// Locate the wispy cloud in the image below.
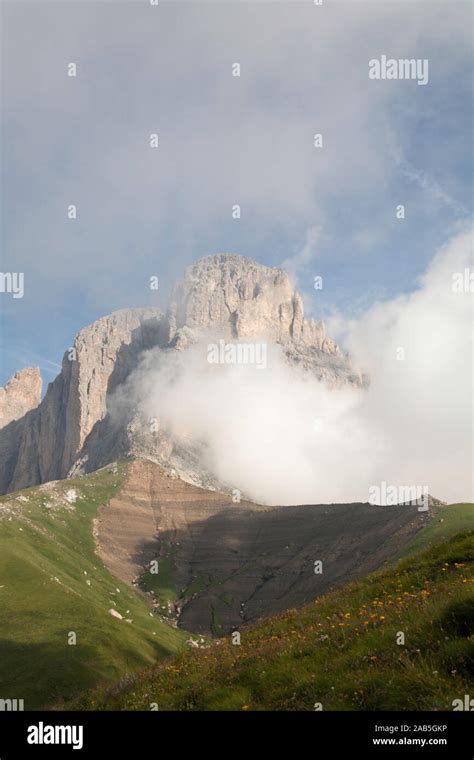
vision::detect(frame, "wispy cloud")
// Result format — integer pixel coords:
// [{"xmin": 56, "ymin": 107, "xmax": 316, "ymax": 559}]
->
[
  {"xmin": 0, "ymin": 346, "xmax": 61, "ymax": 377},
  {"xmin": 389, "ymin": 134, "xmax": 469, "ymax": 216},
  {"xmin": 281, "ymin": 226, "xmax": 322, "ymax": 288}
]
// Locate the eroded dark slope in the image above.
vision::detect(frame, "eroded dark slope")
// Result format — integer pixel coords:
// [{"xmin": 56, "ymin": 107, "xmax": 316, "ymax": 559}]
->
[
  {"xmin": 71, "ymin": 531, "xmax": 474, "ymax": 712},
  {"xmin": 96, "ymin": 461, "xmax": 432, "ymax": 634}
]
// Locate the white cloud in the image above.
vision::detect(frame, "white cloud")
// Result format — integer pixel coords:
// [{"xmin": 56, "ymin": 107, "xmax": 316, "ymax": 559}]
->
[{"xmin": 344, "ymin": 228, "xmax": 473, "ymax": 503}]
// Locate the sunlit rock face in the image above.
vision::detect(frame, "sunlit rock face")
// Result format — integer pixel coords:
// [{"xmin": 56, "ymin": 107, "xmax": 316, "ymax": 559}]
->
[{"xmin": 0, "ymin": 368, "xmax": 42, "ymax": 429}]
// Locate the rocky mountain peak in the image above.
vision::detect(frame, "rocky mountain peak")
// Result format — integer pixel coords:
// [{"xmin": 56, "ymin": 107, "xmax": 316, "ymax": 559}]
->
[
  {"xmin": 0, "ymin": 367, "xmax": 42, "ymax": 429},
  {"xmin": 167, "ymin": 252, "xmax": 340, "ymax": 356},
  {"xmin": 0, "ymin": 253, "xmax": 363, "ymax": 496}
]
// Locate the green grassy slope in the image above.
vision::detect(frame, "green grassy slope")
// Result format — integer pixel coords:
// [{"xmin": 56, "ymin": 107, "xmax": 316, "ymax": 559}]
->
[
  {"xmin": 139, "ymin": 540, "xmax": 178, "ymax": 619},
  {"xmin": 0, "ymin": 464, "xmax": 186, "ymax": 709},
  {"xmin": 395, "ymin": 503, "xmax": 474, "ymax": 559},
  {"xmin": 71, "ymin": 529, "xmax": 474, "ymax": 711}
]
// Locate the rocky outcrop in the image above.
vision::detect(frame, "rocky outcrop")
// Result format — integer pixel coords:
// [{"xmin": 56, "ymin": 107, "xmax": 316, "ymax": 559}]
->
[{"xmin": 0, "ymin": 368, "xmax": 42, "ymax": 428}]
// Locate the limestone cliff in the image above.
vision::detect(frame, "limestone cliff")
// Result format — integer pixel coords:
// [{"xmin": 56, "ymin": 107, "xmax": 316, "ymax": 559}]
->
[{"xmin": 0, "ymin": 309, "xmax": 162, "ymax": 494}]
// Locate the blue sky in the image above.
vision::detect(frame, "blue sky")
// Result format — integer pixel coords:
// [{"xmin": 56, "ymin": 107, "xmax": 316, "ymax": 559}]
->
[{"xmin": 1, "ymin": 0, "xmax": 472, "ymax": 388}]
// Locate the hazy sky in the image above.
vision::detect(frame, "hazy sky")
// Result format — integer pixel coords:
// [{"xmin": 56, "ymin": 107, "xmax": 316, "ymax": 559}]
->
[{"xmin": 0, "ymin": 0, "xmax": 472, "ymax": 386}]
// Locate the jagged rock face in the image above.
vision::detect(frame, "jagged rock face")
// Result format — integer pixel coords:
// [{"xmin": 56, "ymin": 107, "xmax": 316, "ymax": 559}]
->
[
  {"xmin": 61, "ymin": 308, "xmax": 163, "ymax": 466},
  {"xmin": 168, "ymin": 254, "xmax": 302, "ymax": 341},
  {"xmin": 167, "ymin": 254, "xmax": 360, "ymax": 386},
  {"xmin": 167, "ymin": 253, "xmax": 338, "ymax": 351},
  {"xmin": 0, "ymin": 309, "xmax": 162, "ymax": 494},
  {"xmin": 0, "ymin": 254, "xmax": 363, "ymax": 496},
  {"xmin": 0, "ymin": 368, "xmax": 42, "ymax": 428}
]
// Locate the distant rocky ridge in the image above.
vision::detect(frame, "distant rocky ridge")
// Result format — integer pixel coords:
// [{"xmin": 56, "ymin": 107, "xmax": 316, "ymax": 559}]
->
[
  {"xmin": 0, "ymin": 368, "xmax": 42, "ymax": 429},
  {"xmin": 0, "ymin": 254, "xmax": 363, "ymax": 496}
]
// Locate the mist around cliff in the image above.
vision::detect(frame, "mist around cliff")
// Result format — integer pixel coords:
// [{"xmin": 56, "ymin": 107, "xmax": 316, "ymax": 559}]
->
[{"xmin": 127, "ymin": 230, "xmax": 472, "ymax": 505}]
